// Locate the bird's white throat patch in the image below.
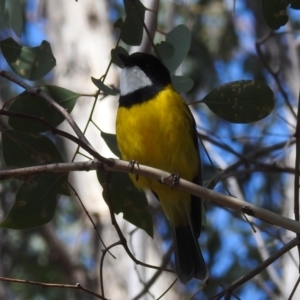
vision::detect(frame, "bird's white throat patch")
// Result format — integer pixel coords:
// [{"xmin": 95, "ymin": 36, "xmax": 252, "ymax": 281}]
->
[{"xmin": 120, "ymin": 66, "xmax": 152, "ymax": 96}]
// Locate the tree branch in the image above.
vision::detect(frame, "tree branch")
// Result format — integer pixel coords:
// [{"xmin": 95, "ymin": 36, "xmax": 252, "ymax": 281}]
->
[
  {"xmin": 1, "ymin": 159, "xmax": 300, "ymax": 234},
  {"xmin": 212, "ymin": 237, "xmax": 300, "ymax": 299},
  {"xmin": 0, "ymin": 276, "xmax": 107, "ymax": 299}
]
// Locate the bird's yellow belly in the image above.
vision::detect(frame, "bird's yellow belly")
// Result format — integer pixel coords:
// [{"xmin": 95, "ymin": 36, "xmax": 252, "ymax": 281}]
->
[{"xmin": 116, "ymin": 87, "xmax": 199, "ymax": 226}]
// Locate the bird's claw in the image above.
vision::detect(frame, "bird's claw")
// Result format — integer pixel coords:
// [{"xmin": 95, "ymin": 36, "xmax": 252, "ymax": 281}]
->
[
  {"xmin": 129, "ymin": 160, "xmax": 139, "ymax": 181},
  {"xmin": 171, "ymin": 173, "xmax": 180, "ymax": 189},
  {"xmin": 160, "ymin": 173, "xmax": 180, "ymax": 189}
]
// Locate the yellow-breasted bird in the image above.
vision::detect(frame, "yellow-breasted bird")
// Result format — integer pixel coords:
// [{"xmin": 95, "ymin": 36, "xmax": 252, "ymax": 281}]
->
[{"xmin": 116, "ymin": 52, "xmax": 208, "ymax": 283}]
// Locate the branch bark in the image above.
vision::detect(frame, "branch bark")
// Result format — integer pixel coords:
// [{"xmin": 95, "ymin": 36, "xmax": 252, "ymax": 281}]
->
[{"xmin": 1, "ymin": 159, "xmax": 300, "ymax": 235}]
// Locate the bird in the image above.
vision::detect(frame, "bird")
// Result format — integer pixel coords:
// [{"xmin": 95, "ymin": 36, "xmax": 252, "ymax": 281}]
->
[{"xmin": 115, "ymin": 52, "xmax": 208, "ymax": 283}]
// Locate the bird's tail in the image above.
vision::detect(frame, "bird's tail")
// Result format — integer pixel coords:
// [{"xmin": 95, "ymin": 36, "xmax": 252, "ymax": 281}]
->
[{"xmin": 173, "ymin": 225, "xmax": 208, "ymax": 283}]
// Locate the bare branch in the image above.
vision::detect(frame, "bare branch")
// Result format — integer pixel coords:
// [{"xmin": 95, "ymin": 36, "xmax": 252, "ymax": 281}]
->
[
  {"xmin": 212, "ymin": 237, "xmax": 300, "ymax": 299},
  {"xmin": 67, "ymin": 182, "xmax": 115, "ymax": 258},
  {"xmin": 256, "ymin": 33, "xmax": 297, "ymax": 119},
  {"xmin": 1, "ymin": 159, "xmax": 300, "ymax": 234},
  {"xmin": 0, "ymin": 276, "xmax": 107, "ymax": 299}
]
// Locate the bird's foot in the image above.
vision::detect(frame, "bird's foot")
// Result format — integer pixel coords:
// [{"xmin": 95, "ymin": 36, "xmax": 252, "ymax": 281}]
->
[
  {"xmin": 170, "ymin": 173, "xmax": 180, "ymax": 189},
  {"xmin": 160, "ymin": 173, "xmax": 180, "ymax": 190},
  {"xmin": 128, "ymin": 160, "xmax": 139, "ymax": 181}
]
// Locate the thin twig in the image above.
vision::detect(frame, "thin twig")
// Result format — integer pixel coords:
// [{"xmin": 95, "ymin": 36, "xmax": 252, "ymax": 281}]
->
[
  {"xmin": 67, "ymin": 182, "xmax": 115, "ymax": 258},
  {"xmin": 99, "ymin": 240, "xmax": 122, "ymax": 297},
  {"xmin": 132, "ymin": 245, "xmax": 174, "ymax": 300},
  {"xmin": 255, "ymin": 33, "xmax": 297, "ymax": 119},
  {"xmin": 132, "ymin": 0, "xmax": 160, "ymax": 57},
  {"xmin": 288, "ymin": 275, "xmax": 300, "ymax": 300},
  {"xmin": 102, "ymin": 171, "xmax": 173, "ymax": 273},
  {"xmin": 0, "ymin": 276, "xmax": 107, "ymax": 299},
  {"xmin": 212, "ymin": 237, "xmax": 300, "ymax": 299},
  {"xmin": 293, "ymin": 87, "xmax": 300, "ymax": 269},
  {"xmin": 156, "ymin": 278, "xmax": 177, "ymax": 300}
]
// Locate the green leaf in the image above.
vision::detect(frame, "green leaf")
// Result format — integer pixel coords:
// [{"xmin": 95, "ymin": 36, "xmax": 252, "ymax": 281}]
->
[
  {"xmin": 171, "ymin": 75, "xmax": 194, "ymax": 93},
  {"xmin": 291, "ymin": 0, "xmax": 300, "ymax": 9},
  {"xmin": 121, "ymin": 0, "xmax": 146, "ymax": 46},
  {"xmin": 8, "ymin": 85, "xmax": 79, "ymax": 133},
  {"xmin": 0, "ymin": 38, "xmax": 56, "ymax": 80},
  {"xmin": 0, "ymin": 0, "xmax": 6, "ymax": 16},
  {"xmin": 57, "ymin": 178, "xmax": 70, "ymax": 197},
  {"xmin": 203, "ymin": 80, "xmax": 274, "ymax": 123},
  {"xmin": 0, "ymin": 175, "xmax": 62, "ymax": 229},
  {"xmin": 97, "ymin": 171, "xmax": 153, "ymax": 237},
  {"xmin": 0, "ymin": 10, "xmax": 10, "ymax": 30},
  {"xmin": 2, "ymin": 130, "xmax": 64, "ymax": 168},
  {"xmin": 91, "ymin": 77, "xmax": 118, "ymax": 95},
  {"xmin": 2, "ymin": 129, "xmax": 69, "ymax": 196},
  {"xmin": 261, "ymin": 0, "xmax": 289, "ymax": 30},
  {"xmin": 163, "ymin": 25, "xmax": 191, "ymax": 73},
  {"xmin": 111, "ymin": 46, "xmax": 129, "ymax": 68},
  {"xmin": 156, "ymin": 41, "xmax": 174, "ymax": 61},
  {"xmin": 7, "ymin": 0, "xmax": 22, "ymax": 37},
  {"xmin": 114, "ymin": 18, "xmax": 124, "ymax": 29},
  {"xmin": 100, "ymin": 130, "xmax": 121, "ymax": 157}
]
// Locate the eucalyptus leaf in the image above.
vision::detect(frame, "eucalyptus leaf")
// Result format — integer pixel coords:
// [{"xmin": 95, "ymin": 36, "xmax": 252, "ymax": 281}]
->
[
  {"xmin": 91, "ymin": 77, "xmax": 118, "ymax": 95},
  {"xmin": 2, "ymin": 130, "xmax": 64, "ymax": 168},
  {"xmin": 2, "ymin": 130, "xmax": 69, "ymax": 196},
  {"xmin": 114, "ymin": 17, "xmax": 124, "ymax": 29},
  {"xmin": 156, "ymin": 41, "xmax": 174, "ymax": 61},
  {"xmin": 0, "ymin": 38, "xmax": 56, "ymax": 80},
  {"xmin": 111, "ymin": 46, "xmax": 129, "ymax": 68},
  {"xmin": 120, "ymin": 0, "xmax": 146, "ymax": 46},
  {"xmin": 291, "ymin": 0, "xmax": 300, "ymax": 9},
  {"xmin": 203, "ymin": 80, "xmax": 274, "ymax": 123},
  {"xmin": 7, "ymin": 0, "xmax": 22, "ymax": 36},
  {"xmin": 97, "ymin": 170, "xmax": 153, "ymax": 237},
  {"xmin": 261, "ymin": 0, "xmax": 289, "ymax": 30},
  {"xmin": 171, "ymin": 75, "xmax": 194, "ymax": 93},
  {"xmin": 8, "ymin": 85, "xmax": 79, "ymax": 133},
  {"xmin": 100, "ymin": 130, "xmax": 121, "ymax": 157},
  {"xmin": 0, "ymin": 0, "xmax": 6, "ymax": 16},
  {"xmin": 163, "ymin": 25, "xmax": 191, "ymax": 73},
  {"xmin": 0, "ymin": 10, "xmax": 10, "ymax": 30},
  {"xmin": 0, "ymin": 175, "xmax": 63, "ymax": 229}
]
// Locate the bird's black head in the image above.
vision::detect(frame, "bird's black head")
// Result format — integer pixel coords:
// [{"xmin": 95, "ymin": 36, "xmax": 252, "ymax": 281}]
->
[
  {"xmin": 118, "ymin": 52, "xmax": 172, "ymax": 107},
  {"xmin": 119, "ymin": 52, "xmax": 171, "ymax": 93}
]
